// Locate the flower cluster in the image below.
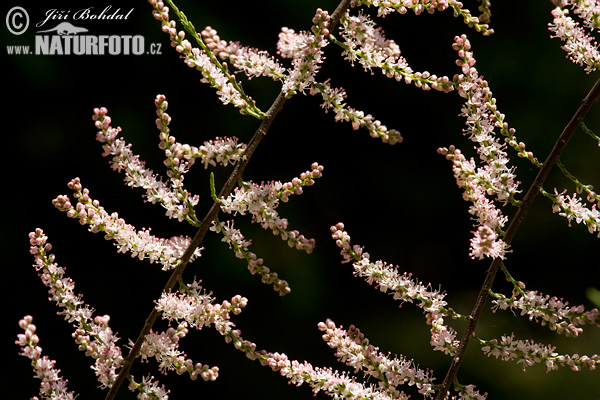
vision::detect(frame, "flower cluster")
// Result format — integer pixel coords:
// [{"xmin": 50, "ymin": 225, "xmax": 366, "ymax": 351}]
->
[
  {"xmin": 156, "ymin": 94, "xmax": 246, "ymax": 172},
  {"xmin": 156, "ymin": 281, "xmax": 264, "ymax": 361},
  {"xmin": 16, "ymin": 316, "xmax": 76, "ymax": 400},
  {"xmin": 52, "ymin": 178, "xmax": 202, "ymax": 270},
  {"xmin": 138, "ymin": 323, "xmax": 219, "ymax": 380},
  {"xmin": 330, "ymin": 223, "xmax": 461, "ymax": 356},
  {"xmin": 549, "ymin": 0, "xmax": 600, "ymax": 73},
  {"xmin": 279, "ymin": 8, "xmax": 331, "ymax": 97},
  {"xmin": 468, "ymin": 222, "xmax": 508, "ymax": 260},
  {"xmin": 346, "ymin": 0, "xmax": 494, "ymax": 35},
  {"xmin": 336, "ymin": 10, "xmax": 453, "ymax": 92},
  {"xmin": 218, "ymin": 163, "xmax": 323, "ymax": 253},
  {"xmin": 264, "ymin": 319, "xmax": 486, "ymax": 400},
  {"xmin": 211, "ymin": 219, "xmax": 291, "ymax": 296},
  {"xmin": 319, "ymin": 319, "xmax": 436, "ymax": 397},
  {"xmin": 93, "ymin": 106, "xmax": 198, "ymax": 223},
  {"xmin": 452, "ymin": 34, "xmax": 525, "ymax": 203},
  {"xmin": 480, "ymin": 333, "xmax": 599, "ymax": 372},
  {"xmin": 202, "ymin": 26, "xmax": 286, "ymax": 81},
  {"xmin": 95, "ymin": 98, "xmax": 248, "ymax": 226},
  {"xmin": 267, "ymin": 351, "xmax": 390, "ymax": 399},
  {"xmin": 149, "ymin": 0, "xmax": 264, "ymax": 117},
  {"xmin": 437, "ymin": 33, "xmax": 535, "ymax": 259},
  {"xmin": 491, "ymin": 284, "xmax": 600, "ymax": 338},
  {"xmin": 310, "ymin": 80, "xmax": 403, "ymax": 144},
  {"xmin": 27, "ymin": 229, "xmax": 123, "ymax": 390},
  {"xmin": 541, "ymin": 187, "xmax": 600, "ymax": 237},
  {"xmin": 438, "ymin": 145, "xmax": 509, "ymax": 231}
]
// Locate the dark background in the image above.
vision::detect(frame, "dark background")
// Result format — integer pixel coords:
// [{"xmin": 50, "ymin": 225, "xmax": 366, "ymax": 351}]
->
[{"xmin": 3, "ymin": 1, "xmax": 600, "ymax": 399}]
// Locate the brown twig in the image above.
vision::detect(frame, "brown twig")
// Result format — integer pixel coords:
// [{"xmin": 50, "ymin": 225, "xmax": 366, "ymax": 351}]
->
[
  {"xmin": 435, "ymin": 76, "xmax": 600, "ymax": 399},
  {"xmin": 105, "ymin": 1, "xmax": 351, "ymax": 398}
]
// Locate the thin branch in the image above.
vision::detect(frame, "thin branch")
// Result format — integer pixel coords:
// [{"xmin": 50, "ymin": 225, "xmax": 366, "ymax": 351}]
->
[
  {"xmin": 331, "ymin": 0, "xmax": 352, "ymax": 26},
  {"xmin": 104, "ymin": 1, "xmax": 351, "ymax": 398},
  {"xmin": 435, "ymin": 76, "xmax": 600, "ymax": 400}
]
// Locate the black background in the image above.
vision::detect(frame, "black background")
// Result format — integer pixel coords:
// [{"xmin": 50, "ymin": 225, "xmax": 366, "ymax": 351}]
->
[{"xmin": 3, "ymin": 1, "xmax": 600, "ymax": 399}]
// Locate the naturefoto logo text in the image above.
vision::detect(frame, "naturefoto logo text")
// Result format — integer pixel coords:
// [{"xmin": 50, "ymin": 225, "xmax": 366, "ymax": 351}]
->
[{"xmin": 6, "ymin": 6, "xmax": 163, "ymax": 56}]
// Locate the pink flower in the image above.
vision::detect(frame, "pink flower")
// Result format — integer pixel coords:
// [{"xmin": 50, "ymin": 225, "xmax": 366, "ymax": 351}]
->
[
  {"xmin": 156, "ymin": 280, "xmax": 261, "ymax": 361},
  {"xmin": 310, "ymin": 80, "xmax": 402, "ymax": 144},
  {"xmin": 218, "ymin": 163, "xmax": 323, "ymax": 253},
  {"xmin": 549, "ymin": 1, "xmax": 600, "ymax": 73},
  {"xmin": 93, "ymin": 106, "xmax": 199, "ymax": 223},
  {"xmin": 318, "ymin": 319, "xmax": 436, "ymax": 397},
  {"xmin": 338, "ymin": 10, "xmax": 453, "ymax": 92},
  {"xmin": 469, "ymin": 225, "xmax": 508, "ymax": 260},
  {"xmin": 53, "ymin": 178, "xmax": 202, "ymax": 270},
  {"xmin": 278, "ymin": 9, "xmax": 330, "ymax": 97},
  {"xmin": 437, "ymin": 33, "xmax": 544, "ymax": 259},
  {"xmin": 26, "ymin": 229, "xmax": 123, "ymax": 389},
  {"xmin": 139, "ymin": 323, "xmax": 219, "ymax": 381},
  {"xmin": 149, "ymin": 1, "xmax": 263, "ymax": 117},
  {"xmin": 330, "ymin": 223, "xmax": 459, "ymax": 355},
  {"xmin": 16, "ymin": 315, "xmax": 76, "ymax": 400},
  {"xmin": 491, "ymin": 282, "xmax": 600, "ymax": 338},
  {"xmin": 267, "ymin": 351, "xmax": 400, "ymax": 399},
  {"xmin": 480, "ymin": 333, "xmax": 599, "ymax": 372},
  {"xmin": 203, "ymin": 26, "xmax": 286, "ymax": 81},
  {"xmin": 546, "ymin": 188, "xmax": 600, "ymax": 236}
]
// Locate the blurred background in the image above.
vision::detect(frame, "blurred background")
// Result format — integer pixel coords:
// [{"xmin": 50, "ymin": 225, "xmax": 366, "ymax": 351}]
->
[{"xmin": 3, "ymin": 0, "xmax": 600, "ymax": 398}]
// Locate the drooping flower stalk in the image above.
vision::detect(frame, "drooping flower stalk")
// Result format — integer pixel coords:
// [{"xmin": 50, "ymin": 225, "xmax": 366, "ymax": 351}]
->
[
  {"xmin": 52, "ymin": 178, "xmax": 202, "ymax": 271},
  {"xmin": 16, "ymin": 315, "xmax": 76, "ymax": 400},
  {"xmin": 217, "ymin": 163, "xmax": 324, "ymax": 254},
  {"xmin": 330, "ymin": 223, "xmax": 466, "ymax": 356},
  {"xmin": 26, "ymin": 229, "xmax": 124, "ymax": 391}
]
